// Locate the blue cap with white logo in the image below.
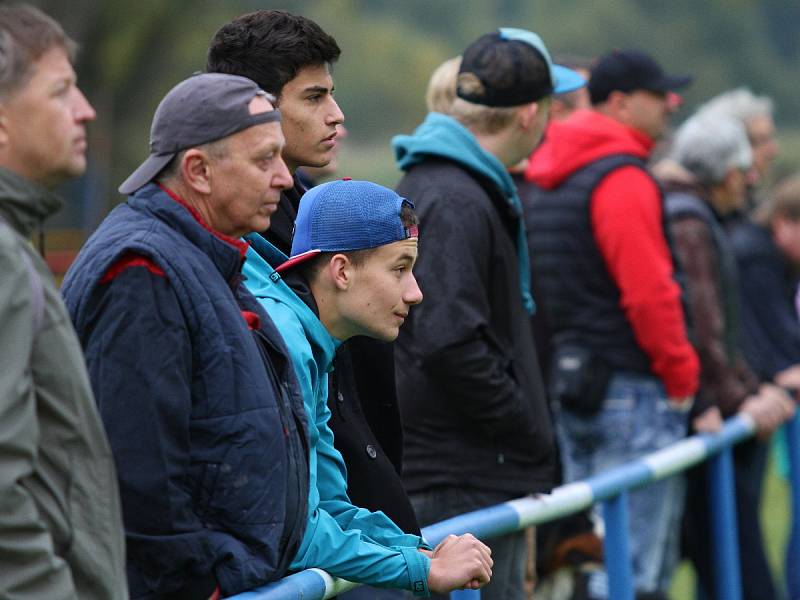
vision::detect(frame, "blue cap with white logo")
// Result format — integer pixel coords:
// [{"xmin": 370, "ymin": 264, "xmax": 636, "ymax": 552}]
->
[{"xmin": 276, "ymin": 179, "xmax": 418, "ymax": 273}]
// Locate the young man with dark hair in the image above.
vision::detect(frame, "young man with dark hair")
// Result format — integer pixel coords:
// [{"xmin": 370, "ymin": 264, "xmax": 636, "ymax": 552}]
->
[
  {"xmin": 242, "ymin": 179, "xmax": 494, "ymax": 596},
  {"xmin": 207, "ymin": 9, "xmax": 343, "ymax": 248},
  {"xmin": 392, "ymin": 28, "xmax": 585, "ymax": 600},
  {"xmin": 0, "ymin": 5, "xmax": 126, "ymax": 598},
  {"xmin": 207, "ymin": 10, "xmax": 423, "ymax": 562}
]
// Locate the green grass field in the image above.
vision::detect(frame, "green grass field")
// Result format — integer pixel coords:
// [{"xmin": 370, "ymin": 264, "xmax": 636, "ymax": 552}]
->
[{"xmin": 669, "ymin": 448, "xmax": 792, "ymax": 599}]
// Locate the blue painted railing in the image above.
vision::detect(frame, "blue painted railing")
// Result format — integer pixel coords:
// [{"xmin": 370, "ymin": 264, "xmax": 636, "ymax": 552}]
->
[{"xmin": 230, "ymin": 412, "xmax": 800, "ymax": 600}]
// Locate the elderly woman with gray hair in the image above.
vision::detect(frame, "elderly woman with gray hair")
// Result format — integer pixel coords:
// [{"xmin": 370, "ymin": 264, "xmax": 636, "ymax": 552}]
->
[{"xmin": 660, "ymin": 111, "xmax": 795, "ymax": 600}]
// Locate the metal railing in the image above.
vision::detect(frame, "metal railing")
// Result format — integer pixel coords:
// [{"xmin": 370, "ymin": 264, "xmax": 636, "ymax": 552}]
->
[{"xmin": 230, "ymin": 412, "xmax": 800, "ymax": 600}]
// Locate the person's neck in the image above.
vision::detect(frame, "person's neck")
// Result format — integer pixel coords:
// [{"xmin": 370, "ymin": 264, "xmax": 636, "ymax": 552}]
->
[
  {"xmin": 310, "ymin": 277, "xmax": 350, "ymax": 341},
  {"xmin": 470, "ymin": 128, "xmax": 520, "ymax": 168},
  {"xmin": 708, "ymin": 185, "xmax": 736, "ymax": 217},
  {"xmin": 160, "ymin": 179, "xmax": 220, "ymax": 231}
]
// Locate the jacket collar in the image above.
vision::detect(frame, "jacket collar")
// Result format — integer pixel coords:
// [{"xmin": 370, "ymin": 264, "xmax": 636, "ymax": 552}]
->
[
  {"xmin": 0, "ymin": 166, "xmax": 62, "ymax": 237},
  {"xmin": 130, "ymin": 182, "xmax": 249, "ymax": 281},
  {"xmin": 244, "ymin": 231, "xmax": 341, "ymax": 370}
]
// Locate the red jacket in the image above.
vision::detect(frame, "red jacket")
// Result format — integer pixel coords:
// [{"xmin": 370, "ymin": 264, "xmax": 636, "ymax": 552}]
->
[{"xmin": 525, "ymin": 110, "xmax": 699, "ymax": 398}]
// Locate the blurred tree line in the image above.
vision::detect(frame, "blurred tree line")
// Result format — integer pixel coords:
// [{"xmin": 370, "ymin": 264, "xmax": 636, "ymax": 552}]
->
[{"xmin": 21, "ymin": 0, "xmax": 800, "ymax": 231}]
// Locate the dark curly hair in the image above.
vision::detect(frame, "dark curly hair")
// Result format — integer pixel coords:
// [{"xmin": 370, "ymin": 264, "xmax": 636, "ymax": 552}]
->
[{"xmin": 206, "ymin": 10, "xmax": 340, "ymax": 100}]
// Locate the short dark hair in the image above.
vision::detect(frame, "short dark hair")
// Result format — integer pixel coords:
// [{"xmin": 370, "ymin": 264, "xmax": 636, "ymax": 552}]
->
[
  {"xmin": 0, "ymin": 4, "xmax": 76, "ymax": 98},
  {"xmin": 299, "ymin": 202, "xmax": 419, "ymax": 280},
  {"xmin": 206, "ymin": 10, "xmax": 340, "ymax": 99}
]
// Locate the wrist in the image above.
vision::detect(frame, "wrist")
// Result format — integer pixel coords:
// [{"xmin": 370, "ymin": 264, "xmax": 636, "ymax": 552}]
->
[{"xmin": 667, "ymin": 395, "xmax": 694, "ymax": 412}]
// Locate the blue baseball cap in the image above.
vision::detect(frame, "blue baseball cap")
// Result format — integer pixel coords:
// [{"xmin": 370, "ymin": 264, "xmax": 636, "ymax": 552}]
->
[
  {"xmin": 276, "ymin": 179, "xmax": 418, "ymax": 273},
  {"xmin": 456, "ymin": 27, "xmax": 586, "ymax": 107}
]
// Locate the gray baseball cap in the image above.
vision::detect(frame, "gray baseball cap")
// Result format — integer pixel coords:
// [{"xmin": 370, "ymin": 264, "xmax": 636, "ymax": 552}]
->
[{"xmin": 119, "ymin": 73, "xmax": 281, "ymax": 195}]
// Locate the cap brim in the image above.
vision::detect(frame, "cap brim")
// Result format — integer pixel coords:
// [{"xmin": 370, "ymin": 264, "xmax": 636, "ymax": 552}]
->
[
  {"xmin": 275, "ymin": 249, "xmax": 322, "ymax": 274},
  {"xmin": 118, "ymin": 152, "xmax": 175, "ymax": 195},
  {"xmin": 552, "ymin": 65, "xmax": 587, "ymax": 94},
  {"xmin": 651, "ymin": 74, "xmax": 693, "ymax": 93}
]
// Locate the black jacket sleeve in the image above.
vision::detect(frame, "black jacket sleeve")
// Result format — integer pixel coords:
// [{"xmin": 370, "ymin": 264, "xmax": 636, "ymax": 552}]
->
[
  {"xmin": 406, "ymin": 191, "xmax": 538, "ymax": 435},
  {"xmin": 736, "ymin": 236, "xmax": 800, "ymax": 380}
]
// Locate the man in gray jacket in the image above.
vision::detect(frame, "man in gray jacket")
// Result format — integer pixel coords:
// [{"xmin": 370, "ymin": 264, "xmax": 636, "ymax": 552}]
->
[{"xmin": 0, "ymin": 5, "xmax": 127, "ymax": 598}]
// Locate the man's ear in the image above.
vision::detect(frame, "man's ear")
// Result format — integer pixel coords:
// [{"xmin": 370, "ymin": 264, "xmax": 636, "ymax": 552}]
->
[
  {"xmin": 328, "ymin": 253, "xmax": 353, "ymax": 291},
  {"xmin": 518, "ymin": 101, "xmax": 539, "ymax": 130},
  {"xmin": 180, "ymin": 149, "xmax": 213, "ymax": 195},
  {"xmin": 605, "ymin": 90, "xmax": 629, "ymax": 119}
]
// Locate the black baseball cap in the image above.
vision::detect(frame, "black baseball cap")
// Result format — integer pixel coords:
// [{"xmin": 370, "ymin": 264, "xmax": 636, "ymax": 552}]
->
[
  {"xmin": 456, "ymin": 27, "xmax": 585, "ymax": 108},
  {"xmin": 588, "ymin": 49, "xmax": 692, "ymax": 105},
  {"xmin": 119, "ymin": 73, "xmax": 281, "ymax": 195}
]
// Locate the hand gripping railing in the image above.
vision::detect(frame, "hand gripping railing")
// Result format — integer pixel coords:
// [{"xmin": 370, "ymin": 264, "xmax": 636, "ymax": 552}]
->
[{"xmin": 229, "ymin": 412, "xmax": 800, "ymax": 600}]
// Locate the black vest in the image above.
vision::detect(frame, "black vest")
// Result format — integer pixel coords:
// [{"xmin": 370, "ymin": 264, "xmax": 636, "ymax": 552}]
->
[{"xmin": 527, "ymin": 154, "xmax": 672, "ymax": 374}]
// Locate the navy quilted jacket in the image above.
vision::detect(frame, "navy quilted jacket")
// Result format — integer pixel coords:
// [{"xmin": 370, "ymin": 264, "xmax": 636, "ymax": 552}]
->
[{"xmin": 62, "ymin": 183, "xmax": 308, "ymax": 598}]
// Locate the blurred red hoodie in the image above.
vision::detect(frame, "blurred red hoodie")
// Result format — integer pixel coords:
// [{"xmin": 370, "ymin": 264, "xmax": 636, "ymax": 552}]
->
[{"xmin": 525, "ymin": 109, "xmax": 698, "ymax": 399}]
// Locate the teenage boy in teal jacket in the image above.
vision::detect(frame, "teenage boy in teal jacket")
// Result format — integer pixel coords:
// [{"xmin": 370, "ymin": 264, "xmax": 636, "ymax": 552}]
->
[{"xmin": 242, "ymin": 179, "xmax": 493, "ymax": 596}]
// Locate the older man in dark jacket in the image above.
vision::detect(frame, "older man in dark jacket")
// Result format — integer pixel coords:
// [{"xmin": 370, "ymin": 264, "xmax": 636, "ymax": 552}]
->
[
  {"xmin": 392, "ymin": 29, "xmax": 585, "ymax": 600},
  {"xmin": 63, "ymin": 74, "xmax": 308, "ymax": 599}
]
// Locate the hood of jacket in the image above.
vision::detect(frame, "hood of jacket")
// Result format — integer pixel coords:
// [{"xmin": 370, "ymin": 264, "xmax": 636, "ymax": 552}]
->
[
  {"xmin": 0, "ymin": 166, "xmax": 62, "ymax": 237},
  {"xmin": 243, "ymin": 232, "xmax": 340, "ymax": 373},
  {"xmin": 392, "ymin": 112, "xmax": 535, "ymax": 313},
  {"xmin": 525, "ymin": 109, "xmax": 654, "ymax": 190}
]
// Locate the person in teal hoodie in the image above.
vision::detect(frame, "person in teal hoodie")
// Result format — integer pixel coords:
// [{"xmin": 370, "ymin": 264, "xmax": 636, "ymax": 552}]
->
[
  {"xmin": 242, "ymin": 178, "xmax": 494, "ymax": 597},
  {"xmin": 391, "ymin": 28, "xmax": 585, "ymax": 600}
]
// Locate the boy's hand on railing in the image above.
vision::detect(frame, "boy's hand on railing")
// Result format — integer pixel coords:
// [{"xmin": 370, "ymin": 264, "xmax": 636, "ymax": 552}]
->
[
  {"xmin": 740, "ymin": 384, "xmax": 796, "ymax": 439},
  {"xmin": 424, "ymin": 533, "xmax": 493, "ymax": 593},
  {"xmin": 692, "ymin": 406, "xmax": 722, "ymax": 434}
]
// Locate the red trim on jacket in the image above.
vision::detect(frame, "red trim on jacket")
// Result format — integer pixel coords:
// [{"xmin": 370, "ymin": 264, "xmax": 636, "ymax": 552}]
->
[
  {"xmin": 241, "ymin": 310, "xmax": 261, "ymax": 331},
  {"xmin": 157, "ymin": 183, "xmax": 250, "ymax": 258},
  {"xmin": 100, "ymin": 253, "xmax": 165, "ymax": 284}
]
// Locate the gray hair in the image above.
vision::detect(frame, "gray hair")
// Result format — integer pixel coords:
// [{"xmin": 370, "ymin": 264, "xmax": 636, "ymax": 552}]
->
[
  {"xmin": 697, "ymin": 87, "xmax": 774, "ymax": 124},
  {"xmin": 0, "ymin": 4, "xmax": 76, "ymax": 99},
  {"xmin": 670, "ymin": 112, "xmax": 752, "ymax": 185}
]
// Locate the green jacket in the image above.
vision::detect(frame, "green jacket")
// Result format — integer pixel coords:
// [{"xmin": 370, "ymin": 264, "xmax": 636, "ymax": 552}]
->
[{"xmin": 0, "ymin": 167, "xmax": 127, "ymax": 599}]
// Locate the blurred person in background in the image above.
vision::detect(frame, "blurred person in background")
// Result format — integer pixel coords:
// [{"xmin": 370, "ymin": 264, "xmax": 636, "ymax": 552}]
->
[
  {"xmin": 0, "ymin": 5, "xmax": 126, "ymax": 598},
  {"xmin": 425, "ymin": 56, "xmax": 461, "ymax": 114},
  {"xmin": 697, "ymin": 87, "xmax": 778, "ymax": 205},
  {"xmin": 524, "ymin": 49, "xmax": 698, "ymax": 600},
  {"xmin": 516, "ymin": 53, "xmax": 605, "ymax": 600},
  {"xmin": 392, "ymin": 27, "xmax": 585, "ymax": 600},
  {"xmin": 662, "ymin": 111, "xmax": 795, "ymax": 600},
  {"xmin": 544, "ymin": 54, "xmax": 593, "ymax": 122},
  {"xmin": 732, "ymin": 174, "xmax": 800, "ymax": 390}
]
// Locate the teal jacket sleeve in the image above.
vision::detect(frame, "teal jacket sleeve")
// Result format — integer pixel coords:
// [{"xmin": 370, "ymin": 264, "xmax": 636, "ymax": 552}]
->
[
  {"xmin": 315, "ymin": 396, "xmax": 427, "ymax": 549},
  {"xmin": 252, "ymin": 294, "xmax": 431, "ymax": 595}
]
